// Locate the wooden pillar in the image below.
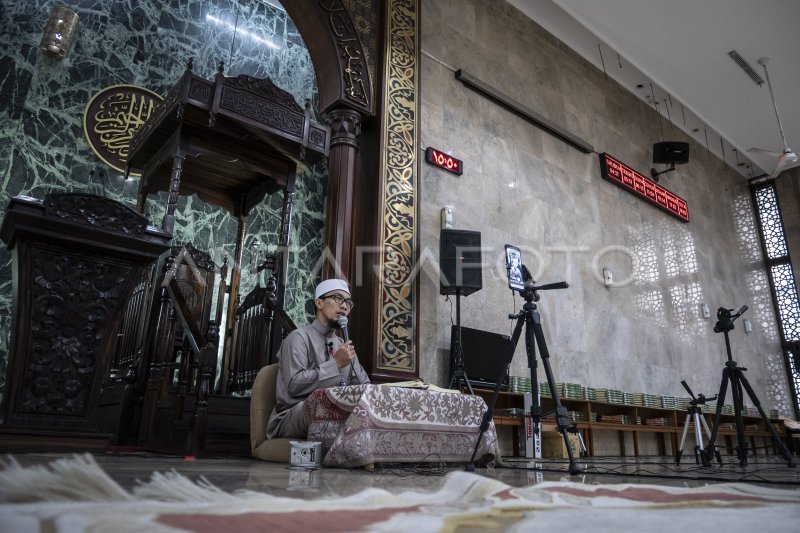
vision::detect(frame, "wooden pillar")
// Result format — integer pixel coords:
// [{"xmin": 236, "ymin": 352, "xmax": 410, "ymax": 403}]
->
[
  {"xmin": 324, "ymin": 108, "xmax": 362, "ymax": 280},
  {"xmin": 277, "ymin": 179, "xmax": 295, "ymax": 306},
  {"xmin": 163, "ymin": 152, "xmax": 185, "ymax": 234},
  {"xmin": 221, "ymin": 214, "xmax": 247, "ymax": 391}
]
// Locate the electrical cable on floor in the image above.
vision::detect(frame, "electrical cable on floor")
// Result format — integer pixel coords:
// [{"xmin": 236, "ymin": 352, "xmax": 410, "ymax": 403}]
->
[
  {"xmin": 372, "ymin": 454, "xmax": 452, "ymax": 478},
  {"xmin": 497, "ymin": 456, "xmax": 800, "ymax": 485}
]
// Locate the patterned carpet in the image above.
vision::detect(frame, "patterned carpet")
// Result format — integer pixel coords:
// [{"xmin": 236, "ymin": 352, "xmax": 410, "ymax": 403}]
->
[{"xmin": 1, "ymin": 454, "xmax": 799, "ymax": 532}]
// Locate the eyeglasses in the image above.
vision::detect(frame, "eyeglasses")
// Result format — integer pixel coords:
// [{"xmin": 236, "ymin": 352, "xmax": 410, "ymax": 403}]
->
[{"xmin": 321, "ymin": 293, "xmax": 354, "ymax": 310}]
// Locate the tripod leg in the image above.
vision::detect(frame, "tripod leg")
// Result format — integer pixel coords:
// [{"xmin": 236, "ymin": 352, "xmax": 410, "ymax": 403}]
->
[
  {"xmin": 467, "ymin": 313, "xmax": 527, "ymax": 469},
  {"xmin": 530, "ymin": 312, "xmax": 580, "ymax": 474},
  {"xmin": 448, "ymin": 369, "xmax": 458, "ymax": 390},
  {"xmin": 736, "ymin": 370, "xmax": 796, "ymax": 467},
  {"xmin": 566, "ymin": 427, "xmax": 588, "ymax": 458},
  {"xmin": 449, "ymin": 367, "xmax": 474, "ymax": 395},
  {"xmin": 693, "ymin": 412, "xmax": 706, "ymax": 465},
  {"xmin": 729, "ymin": 370, "xmax": 750, "ymax": 466},
  {"xmin": 699, "ymin": 413, "xmax": 722, "ymax": 465},
  {"xmin": 521, "ymin": 305, "xmax": 548, "ymax": 464},
  {"xmin": 676, "ymin": 412, "xmax": 691, "ymax": 465},
  {"xmin": 575, "ymin": 429, "xmax": 587, "ymax": 458},
  {"xmin": 703, "ymin": 368, "xmax": 730, "ymax": 467},
  {"xmin": 448, "ymin": 296, "xmax": 474, "ymax": 395}
]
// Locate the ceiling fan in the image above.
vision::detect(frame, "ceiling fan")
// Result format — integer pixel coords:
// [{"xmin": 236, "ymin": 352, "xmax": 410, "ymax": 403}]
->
[{"xmin": 747, "ymin": 57, "xmax": 799, "ymax": 179}]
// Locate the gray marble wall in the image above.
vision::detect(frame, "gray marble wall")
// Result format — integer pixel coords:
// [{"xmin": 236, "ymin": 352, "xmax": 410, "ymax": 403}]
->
[
  {"xmin": 0, "ymin": 0, "xmax": 326, "ymax": 398},
  {"xmin": 418, "ymin": 0, "xmax": 791, "ymax": 414}
]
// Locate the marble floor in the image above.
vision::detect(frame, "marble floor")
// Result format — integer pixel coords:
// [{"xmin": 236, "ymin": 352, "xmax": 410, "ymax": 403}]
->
[{"xmin": 6, "ymin": 451, "xmax": 800, "ymax": 499}]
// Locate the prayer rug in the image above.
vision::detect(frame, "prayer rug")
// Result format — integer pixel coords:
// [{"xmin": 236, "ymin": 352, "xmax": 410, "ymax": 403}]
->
[{"xmin": 1, "ymin": 454, "xmax": 799, "ymax": 532}]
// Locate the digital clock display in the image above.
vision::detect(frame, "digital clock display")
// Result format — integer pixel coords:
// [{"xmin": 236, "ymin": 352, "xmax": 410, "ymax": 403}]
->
[
  {"xmin": 425, "ymin": 147, "xmax": 463, "ymax": 175},
  {"xmin": 599, "ymin": 153, "xmax": 689, "ymax": 223}
]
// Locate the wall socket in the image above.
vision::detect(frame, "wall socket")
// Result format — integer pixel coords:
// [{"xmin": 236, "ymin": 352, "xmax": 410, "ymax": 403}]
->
[
  {"xmin": 603, "ymin": 268, "xmax": 613, "ymax": 287},
  {"xmin": 441, "ymin": 206, "xmax": 453, "ymax": 229}
]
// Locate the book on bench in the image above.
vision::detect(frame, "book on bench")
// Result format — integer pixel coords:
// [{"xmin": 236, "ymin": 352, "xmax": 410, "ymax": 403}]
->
[{"xmin": 381, "ymin": 380, "xmax": 460, "ymax": 394}]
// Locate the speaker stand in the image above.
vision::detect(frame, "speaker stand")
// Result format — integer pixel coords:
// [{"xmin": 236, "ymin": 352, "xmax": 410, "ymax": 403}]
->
[{"xmin": 449, "ymin": 290, "xmax": 474, "ymax": 395}]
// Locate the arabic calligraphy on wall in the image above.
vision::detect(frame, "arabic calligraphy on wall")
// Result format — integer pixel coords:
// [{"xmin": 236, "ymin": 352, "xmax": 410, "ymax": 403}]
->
[
  {"xmin": 83, "ymin": 85, "xmax": 162, "ymax": 174},
  {"xmin": 376, "ymin": 0, "xmax": 418, "ymax": 376}
]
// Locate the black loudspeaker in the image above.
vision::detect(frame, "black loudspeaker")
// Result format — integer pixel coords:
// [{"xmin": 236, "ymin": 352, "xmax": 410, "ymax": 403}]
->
[
  {"xmin": 440, "ymin": 229, "xmax": 482, "ymax": 296},
  {"xmin": 653, "ymin": 141, "xmax": 690, "ymax": 165}
]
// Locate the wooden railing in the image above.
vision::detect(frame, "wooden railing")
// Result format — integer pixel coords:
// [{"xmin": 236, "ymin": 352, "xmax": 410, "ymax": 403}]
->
[
  {"xmin": 225, "ymin": 275, "xmax": 296, "ymax": 395},
  {"xmin": 103, "ymin": 244, "xmax": 296, "ymax": 456}
]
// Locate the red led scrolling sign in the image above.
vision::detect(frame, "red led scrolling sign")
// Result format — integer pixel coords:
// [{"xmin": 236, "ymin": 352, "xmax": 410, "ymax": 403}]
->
[
  {"xmin": 425, "ymin": 147, "xmax": 463, "ymax": 175},
  {"xmin": 599, "ymin": 153, "xmax": 689, "ymax": 223}
]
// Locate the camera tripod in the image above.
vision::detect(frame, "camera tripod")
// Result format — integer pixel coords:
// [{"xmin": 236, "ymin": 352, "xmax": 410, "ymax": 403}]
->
[
  {"xmin": 699, "ymin": 305, "xmax": 795, "ymax": 468},
  {"xmin": 448, "ymin": 289, "xmax": 474, "ymax": 395},
  {"xmin": 675, "ymin": 380, "xmax": 721, "ymax": 466},
  {"xmin": 468, "ymin": 266, "xmax": 582, "ymax": 474}
]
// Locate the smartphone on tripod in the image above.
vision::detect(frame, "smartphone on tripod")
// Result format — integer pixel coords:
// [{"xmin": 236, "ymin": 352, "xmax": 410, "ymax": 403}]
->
[{"xmin": 505, "ymin": 244, "xmax": 524, "ymax": 291}]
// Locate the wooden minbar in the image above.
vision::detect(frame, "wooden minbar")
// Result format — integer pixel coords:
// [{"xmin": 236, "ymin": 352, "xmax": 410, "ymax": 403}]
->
[
  {"xmin": 115, "ymin": 60, "xmax": 330, "ymax": 456},
  {"xmin": 127, "ymin": 59, "xmax": 329, "ymax": 345}
]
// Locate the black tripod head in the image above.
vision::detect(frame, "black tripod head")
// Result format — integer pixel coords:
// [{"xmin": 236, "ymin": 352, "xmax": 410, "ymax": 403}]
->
[
  {"xmin": 515, "ymin": 264, "xmax": 569, "ymax": 304},
  {"xmin": 713, "ymin": 305, "xmax": 748, "ymax": 334},
  {"xmin": 681, "ymin": 379, "xmax": 716, "ymax": 406}
]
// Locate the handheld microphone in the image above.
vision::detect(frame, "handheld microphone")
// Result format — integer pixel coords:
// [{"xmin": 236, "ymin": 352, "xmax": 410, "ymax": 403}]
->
[
  {"xmin": 338, "ymin": 316, "xmax": 349, "ymax": 342},
  {"xmin": 338, "ymin": 316, "xmax": 356, "ymax": 385}
]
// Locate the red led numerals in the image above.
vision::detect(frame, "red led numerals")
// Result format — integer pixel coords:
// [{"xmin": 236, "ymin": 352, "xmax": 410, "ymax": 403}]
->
[
  {"xmin": 425, "ymin": 147, "xmax": 463, "ymax": 175},
  {"xmin": 600, "ymin": 153, "xmax": 689, "ymax": 223}
]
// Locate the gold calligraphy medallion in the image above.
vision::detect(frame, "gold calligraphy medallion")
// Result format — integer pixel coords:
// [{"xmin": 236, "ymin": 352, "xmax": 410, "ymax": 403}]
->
[{"xmin": 83, "ymin": 84, "xmax": 162, "ymax": 174}]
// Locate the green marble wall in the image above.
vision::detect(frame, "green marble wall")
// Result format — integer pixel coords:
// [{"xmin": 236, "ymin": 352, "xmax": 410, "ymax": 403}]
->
[{"xmin": 0, "ymin": 0, "xmax": 327, "ymax": 398}]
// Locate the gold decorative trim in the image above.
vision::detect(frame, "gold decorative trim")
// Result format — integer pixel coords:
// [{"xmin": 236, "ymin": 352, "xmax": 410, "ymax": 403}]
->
[
  {"xmin": 376, "ymin": 0, "xmax": 418, "ymax": 375},
  {"xmin": 83, "ymin": 84, "xmax": 162, "ymax": 174}
]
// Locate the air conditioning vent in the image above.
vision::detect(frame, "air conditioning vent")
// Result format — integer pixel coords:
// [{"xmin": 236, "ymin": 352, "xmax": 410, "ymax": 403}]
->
[{"xmin": 728, "ymin": 50, "xmax": 764, "ymax": 86}]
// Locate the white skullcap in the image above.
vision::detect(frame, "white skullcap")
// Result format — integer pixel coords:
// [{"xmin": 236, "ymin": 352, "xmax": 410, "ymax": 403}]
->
[{"xmin": 314, "ymin": 279, "xmax": 351, "ymax": 299}]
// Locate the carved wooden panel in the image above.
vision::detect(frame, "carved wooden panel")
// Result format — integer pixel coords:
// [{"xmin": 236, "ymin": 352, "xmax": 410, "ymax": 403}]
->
[
  {"xmin": 166, "ymin": 244, "xmax": 217, "ymax": 338},
  {"xmin": 188, "ymin": 78, "xmax": 213, "ymax": 105},
  {"xmin": 0, "ymin": 194, "xmax": 171, "ymax": 437},
  {"xmin": 21, "ymin": 245, "xmax": 134, "ymax": 417},
  {"xmin": 45, "ymin": 193, "xmax": 149, "ymax": 236},
  {"xmin": 219, "ymin": 84, "xmax": 305, "ymax": 137},
  {"xmin": 309, "ymin": 126, "xmax": 328, "ymax": 151},
  {"xmin": 225, "ymin": 75, "xmax": 304, "ymax": 113}
]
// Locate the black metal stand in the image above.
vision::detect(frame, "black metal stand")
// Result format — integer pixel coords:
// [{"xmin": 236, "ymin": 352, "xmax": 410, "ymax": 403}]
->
[
  {"xmin": 468, "ymin": 267, "xmax": 581, "ymax": 475},
  {"xmin": 700, "ymin": 305, "xmax": 795, "ymax": 468},
  {"xmin": 675, "ymin": 380, "xmax": 721, "ymax": 466},
  {"xmin": 449, "ymin": 290, "xmax": 474, "ymax": 395}
]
